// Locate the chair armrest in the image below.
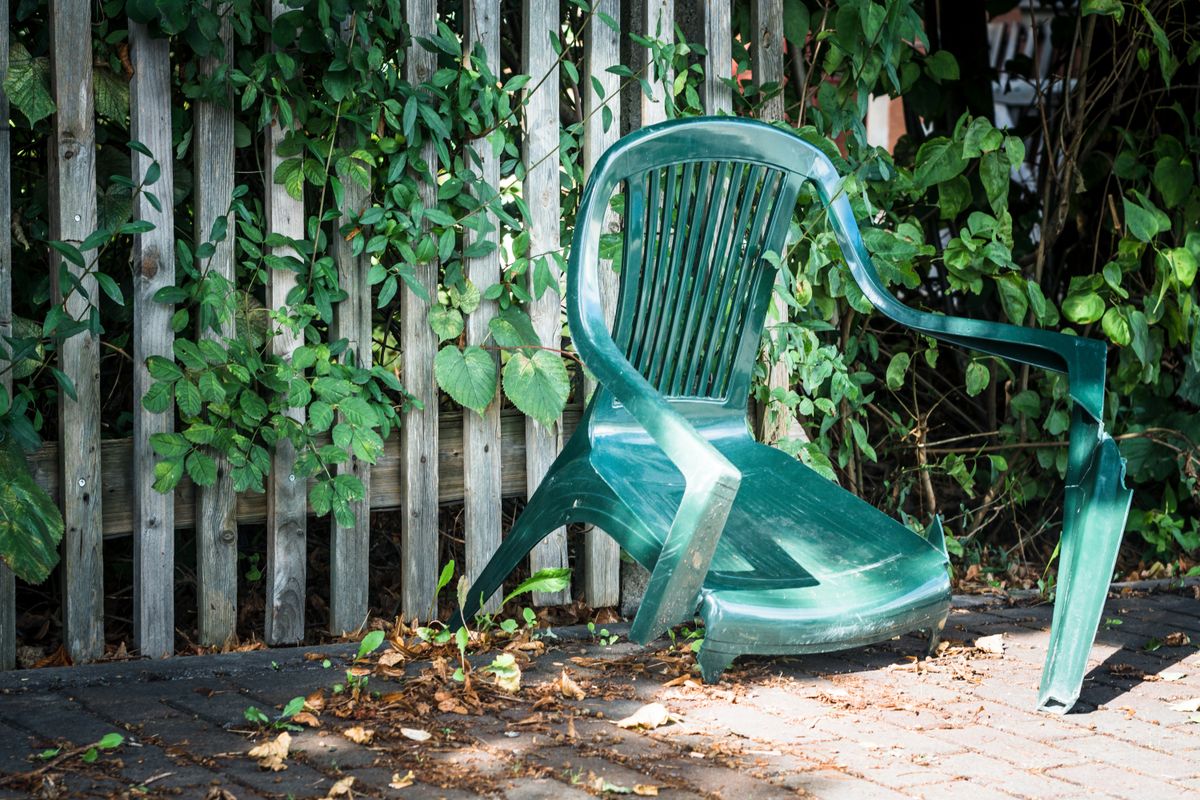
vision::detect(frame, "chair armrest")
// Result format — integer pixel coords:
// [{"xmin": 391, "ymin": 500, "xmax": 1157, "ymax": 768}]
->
[
  {"xmin": 567, "ymin": 173, "xmax": 741, "ymax": 644},
  {"xmin": 818, "ymin": 182, "xmax": 1107, "ymax": 423}
]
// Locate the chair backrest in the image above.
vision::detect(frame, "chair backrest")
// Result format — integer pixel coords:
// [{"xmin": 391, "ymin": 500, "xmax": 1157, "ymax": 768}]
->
[{"xmin": 569, "ymin": 117, "xmax": 843, "ymax": 416}]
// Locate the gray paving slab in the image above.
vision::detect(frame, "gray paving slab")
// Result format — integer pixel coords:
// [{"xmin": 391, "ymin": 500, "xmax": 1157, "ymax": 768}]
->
[{"xmin": 0, "ymin": 591, "xmax": 1194, "ymax": 798}]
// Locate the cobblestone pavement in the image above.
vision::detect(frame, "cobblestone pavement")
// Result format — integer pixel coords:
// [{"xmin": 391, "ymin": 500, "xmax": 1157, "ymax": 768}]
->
[{"xmin": 2, "ymin": 588, "xmax": 1199, "ymax": 799}]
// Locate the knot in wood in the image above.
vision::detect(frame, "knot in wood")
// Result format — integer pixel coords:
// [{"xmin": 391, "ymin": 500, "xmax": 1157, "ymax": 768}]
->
[
  {"xmin": 140, "ymin": 246, "xmax": 160, "ymax": 279},
  {"xmin": 61, "ymin": 136, "xmax": 80, "ymax": 160}
]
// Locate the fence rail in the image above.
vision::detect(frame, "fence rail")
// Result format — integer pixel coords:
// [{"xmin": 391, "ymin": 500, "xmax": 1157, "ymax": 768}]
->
[{"xmin": 0, "ymin": 0, "xmax": 795, "ymax": 669}]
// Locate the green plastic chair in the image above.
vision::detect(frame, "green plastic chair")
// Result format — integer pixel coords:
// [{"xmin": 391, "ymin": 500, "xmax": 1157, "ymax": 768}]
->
[{"xmin": 459, "ymin": 118, "xmax": 1132, "ymax": 714}]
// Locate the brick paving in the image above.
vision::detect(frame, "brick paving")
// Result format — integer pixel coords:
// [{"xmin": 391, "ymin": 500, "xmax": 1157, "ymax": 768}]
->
[{"xmin": 1, "ymin": 587, "xmax": 1199, "ymax": 798}]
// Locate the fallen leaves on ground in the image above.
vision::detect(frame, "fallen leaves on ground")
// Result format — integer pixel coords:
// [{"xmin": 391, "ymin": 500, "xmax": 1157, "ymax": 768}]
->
[
  {"xmin": 390, "ymin": 771, "xmax": 416, "ymax": 789},
  {"xmin": 615, "ymin": 702, "xmax": 672, "ymax": 730},
  {"xmin": 558, "ymin": 669, "xmax": 586, "ymax": 700},
  {"xmin": 248, "ymin": 732, "xmax": 290, "ymax": 771},
  {"xmin": 585, "ymin": 773, "xmax": 660, "ymax": 795},
  {"xmin": 1165, "ymin": 631, "xmax": 1192, "ymax": 647},
  {"xmin": 342, "ymin": 726, "xmax": 374, "ymax": 745},
  {"xmin": 321, "ymin": 776, "xmax": 355, "ymax": 799},
  {"xmin": 400, "ymin": 727, "xmax": 431, "ymax": 742},
  {"xmin": 1170, "ymin": 697, "xmax": 1200, "ymax": 712},
  {"xmin": 973, "ymin": 634, "xmax": 1004, "ymax": 655}
]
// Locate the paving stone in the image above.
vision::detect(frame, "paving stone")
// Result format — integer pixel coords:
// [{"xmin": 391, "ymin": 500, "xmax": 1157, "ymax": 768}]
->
[
  {"xmin": 503, "ymin": 777, "xmax": 594, "ymax": 799},
  {"xmin": 1049, "ymin": 762, "xmax": 1160, "ymax": 799},
  {"xmin": 790, "ymin": 769, "xmax": 917, "ymax": 799},
  {"xmin": 923, "ymin": 722, "xmax": 1080, "ymax": 770},
  {"xmin": 1055, "ymin": 732, "xmax": 1198, "ymax": 781}
]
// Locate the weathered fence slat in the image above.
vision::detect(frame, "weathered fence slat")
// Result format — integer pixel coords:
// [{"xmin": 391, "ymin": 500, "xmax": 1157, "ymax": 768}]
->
[
  {"xmin": 751, "ymin": 0, "xmax": 796, "ymax": 444},
  {"xmin": 193, "ymin": 13, "xmax": 238, "ymax": 647},
  {"xmin": 401, "ymin": 0, "xmax": 440, "ymax": 622},
  {"xmin": 329, "ymin": 16, "xmax": 372, "ymax": 636},
  {"xmin": 50, "ymin": 0, "xmax": 104, "ymax": 663},
  {"xmin": 0, "ymin": 0, "xmax": 14, "ymax": 670},
  {"xmin": 129, "ymin": 21, "xmax": 177, "ymax": 659},
  {"xmin": 264, "ymin": 0, "xmax": 307, "ymax": 645},
  {"xmin": 463, "ymin": 0, "xmax": 504, "ymax": 615},
  {"xmin": 641, "ymin": 0, "xmax": 673, "ymax": 126},
  {"xmin": 582, "ymin": 0, "xmax": 623, "ymax": 608},
  {"xmin": 523, "ymin": 0, "xmax": 570, "ymax": 606},
  {"xmin": 704, "ymin": 1, "xmax": 733, "ymax": 114}
]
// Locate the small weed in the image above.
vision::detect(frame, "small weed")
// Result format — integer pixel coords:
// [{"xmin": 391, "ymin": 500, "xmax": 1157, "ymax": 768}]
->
[
  {"xmin": 244, "ymin": 696, "xmax": 305, "ymax": 731},
  {"xmin": 1104, "ymin": 617, "xmax": 1123, "ymax": 628},
  {"xmin": 587, "ymin": 621, "xmax": 620, "ymax": 647}
]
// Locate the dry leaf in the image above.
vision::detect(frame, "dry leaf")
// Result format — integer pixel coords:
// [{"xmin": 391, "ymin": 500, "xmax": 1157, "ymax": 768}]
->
[
  {"xmin": 390, "ymin": 770, "xmax": 416, "ymax": 789},
  {"xmin": 400, "ymin": 727, "xmax": 431, "ymax": 742},
  {"xmin": 378, "ymin": 650, "xmax": 405, "ymax": 668},
  {"xmin": 634, "ymin": 785, "xmax": 659, "ymax": 796},
  {"xmin": 321, "ymin": 776, "xmax": 355, "ymax": 799},
  {"xmin": 343, "ymin": 726, "xmax": 375, "ymax": 744},
  {"xmin": 615, "ymin": 702, "xmax": 672, "ymax": 730},
  {"xmin": 248, "ymin": 732, "xmax": 290, "ymax": 771},
  {"xmin": 204, "ymin": 788, "xmax": 238, "ymax": 800},
  {"xmin": 1165, "ymin": 631, "xmax": 1192, "ymax": 647},
  {"xmin": 292, "ymin": 711, "xmax": 321, "ymax": 728},
  {"xmin": 558, "ymin": 669, "xmax": 586, "ymax": 700},
  {"xmin": 1170, "ymin": 697, "xmax": 1200, "ymax": 712},
  {"xmin": 974, "ymin": 634, "xmax": 1005, "ymax": 655},
  {"xmin": 305, "ymin": 690, "xmax": 326, "ymax": 712}
]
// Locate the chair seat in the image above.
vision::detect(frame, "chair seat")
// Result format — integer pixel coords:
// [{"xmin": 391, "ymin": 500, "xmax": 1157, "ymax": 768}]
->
[{"xmin": 592, "ymin": 430, "xmax": 951, "ymax": 656}]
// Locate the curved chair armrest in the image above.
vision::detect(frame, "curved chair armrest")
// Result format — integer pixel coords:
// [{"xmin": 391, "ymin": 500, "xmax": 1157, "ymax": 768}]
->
[
  {"xmin": 567, "ymin": 171, "xmax": 742, "ymax": 645},
  {"xmin": 814, "ymin": 165, "xmax": 1131, "ymax": 713},
  {"xmin": 815, "ymin": 165, "xmax": 1106, "ymax": 424}
]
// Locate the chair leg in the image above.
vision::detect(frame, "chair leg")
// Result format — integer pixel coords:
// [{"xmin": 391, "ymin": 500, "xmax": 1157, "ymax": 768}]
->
[
  {"xmin": 1037, "ymin": 430, "xmax": 1131, "ymax": 713},
  {"xmin": 456, "ymin": 489, "xmax": 567, "ymax": 626},
  {"xmin": 696, "ymin": 643, "xmax": 737, "ymax": 684}
]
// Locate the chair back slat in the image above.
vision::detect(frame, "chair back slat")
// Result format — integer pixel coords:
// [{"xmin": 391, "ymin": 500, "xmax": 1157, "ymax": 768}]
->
[{"xmin": 610, "ymin": 155, "xmax": 795, "ymax": 404}]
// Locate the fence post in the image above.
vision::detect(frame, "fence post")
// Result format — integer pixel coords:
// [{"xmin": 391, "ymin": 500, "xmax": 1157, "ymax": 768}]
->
[
  {"xmin": 401, "ymin": 0, "xmax": 440, "ymax": 622},
  {"xmin": 582, "ymin": 0, "xmax": 622, "ymax": 609},
  {"xmin": 704, "ymin": 1, "xmax": 732, "ymax": 114},
  {"xmin": 50, "ymin": 0, "xmax": 104, "ymax": 663},
  {"xmin": 129, "ymin": 21, "xmax": 177, "ymax": 659},
  {"xmin": 463, "ymin": 0, "xmax": 504, "ymax": 615},
  {"xmin": 522, "ymin": 0, "xmax": 570, "ymax": 606},
  {"xmin": 329, "ymin": 15, "xmax": 372, "ymax": 636},
  {"xmin": 0, "ymin": 0, "xmax": 13, "ymax": 670},
  {"xmin": 264, "ymin": 0, "xmax": 307, "ymax": 645},
  {"xmin": 194, "ymin": 12, "xmax": 238, "ymax": 647},
  {"xmin": 751, "ymin": 0, "xmax": 797, "ymax": 444}
]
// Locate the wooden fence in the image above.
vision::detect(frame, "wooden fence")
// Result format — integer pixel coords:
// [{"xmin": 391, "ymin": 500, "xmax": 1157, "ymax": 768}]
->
[{"xmin": 0, "ymin": 0, "xmax": 793, "ymax": 669}]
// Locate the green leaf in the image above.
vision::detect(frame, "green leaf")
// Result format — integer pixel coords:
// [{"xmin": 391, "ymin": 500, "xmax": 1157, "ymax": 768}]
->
[
  {"xmin": 502, "ymin": 350, "xmax": 569, "ymax": 428},
  {"xmin": 152, "ymin": 458, "xmax": 185, "ymax": 493},
  {"xmin": 1101, "ymin": 307, "xmax": 1131, "ymax": 346},
  {"xmin": 1062, "ymin": 291, "xmax": 1104, "ymax": 325},
  {"xmin": 436, "ymin": 560, "xmax": 455, "ymax": 593},
  {"xmin": 176, "ymin": 378, "xmax": 202, "ymax": 417},
  {"xmin": 1152, "ymin": 157, "xmax": 1193, "ymax": 209},
  {"xmin": 1081, "ymin": 0, "xmax": 1124, "ymax": 20},
  {"xmin": 1123, "ymin": 192, "xmax": 1170, "ymax": 242},
  {"xmin": 356, "ymin": 630, "xmax": 385, "ymax": 660},
  {"xmin": 913, "ymin": 137, "xmax": 967, "ymax": 190},
  {"xmin": 782, "ymin": 0, "xmax": 810, "ymax": 44},
  {"xmin": 965, "ymin": 361, "xmax": 989, "ymax": 397},
  {"xmin": 434, "ymin": 346, "xmax": 497, "ymax": 415},
  {"xmin": 428, "ymin": 305, "xmax": 464, "ymax": 342},
  {"xmin": 926, "ymin": 51, "xmax": 959, "ymax": 81},
  {"xmin": 0, "ymin": 438, "xmax": 65, "ymax": 584},
  {"xmin": 309, "ymin": 400, "xmax": 334, "ymax": 433},
  {"xmin": 979, "ymin": 151, "xmax": 1008, "ymax": 213},
  {"xmin": 995, "ymin": 274, "xmax": 1029, "ymax": 324},
  {"xmin": 1165, "ymin": 247, "xmax": 1197, "ymax": 287},
  {"xmin": 3, "ymin": 43, "xmax": 56, "ymax": 125},
  {"xmin": 186, "ymin": 451, "xmax": 218, "ymax": 487},
  {"xmin": 150, "ymin": 432, "xmax": 190, "ymax": 458},
  {"xmin": 885, "ymin": 351, "xmax": 910, "ymax": 391},
  {"xmin": 502, "ymin": 567, "xmax": 571, "ymax": 606},
  {"xmin": 146, "ymin": 356, "xmax": 183, "ymax": 382},
  {"xmin": 273, "ymin": 157, "xmax": 305, "ymax": 201}
]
